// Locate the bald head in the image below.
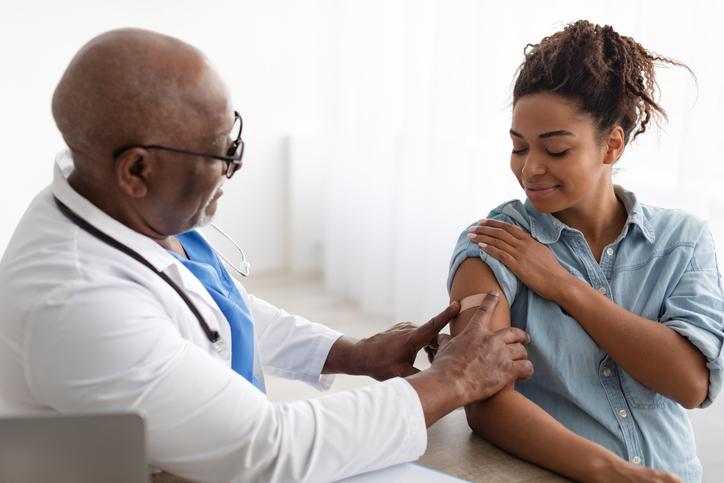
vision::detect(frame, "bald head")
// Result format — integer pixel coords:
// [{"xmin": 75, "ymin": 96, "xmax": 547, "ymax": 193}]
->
[{"xmin": 52, "ymin": 28, "xmax": 231, "ymax": 162}]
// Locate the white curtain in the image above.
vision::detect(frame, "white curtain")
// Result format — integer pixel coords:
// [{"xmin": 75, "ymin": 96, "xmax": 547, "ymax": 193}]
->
[{"xmin": 318, "ymin": 0, "xmax": 724, "ymax": 323}]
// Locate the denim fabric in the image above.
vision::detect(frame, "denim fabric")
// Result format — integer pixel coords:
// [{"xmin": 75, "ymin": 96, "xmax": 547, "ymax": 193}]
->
[{"xmin": 448, "ymin": 186, "xmax": 724, "ymax": 482}]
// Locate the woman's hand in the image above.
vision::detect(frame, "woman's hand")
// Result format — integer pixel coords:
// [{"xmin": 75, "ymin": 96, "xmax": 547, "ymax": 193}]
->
[
  {"xmin": 589, "ymin": 457, "xmax": 682, "ymax": 483},
  {"xmin": 466, "ymin": 219, "xmax": 573, "ymax": 302}
]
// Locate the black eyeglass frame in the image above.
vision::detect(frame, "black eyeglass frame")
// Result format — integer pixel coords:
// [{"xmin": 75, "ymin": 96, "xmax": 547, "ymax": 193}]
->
[{"xmin": 111, "ymin": 111, "xmax": 245, "ymax": 179}]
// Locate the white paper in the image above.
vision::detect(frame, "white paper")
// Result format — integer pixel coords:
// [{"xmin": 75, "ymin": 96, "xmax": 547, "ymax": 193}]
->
[{"xmin": 337, "ymin": 463, "xmax": 469, "ymax": 482}]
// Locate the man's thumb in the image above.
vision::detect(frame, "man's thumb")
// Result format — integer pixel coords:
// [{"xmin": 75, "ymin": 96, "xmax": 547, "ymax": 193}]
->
[{"xmin": 463, "ymin": 292, "xmax": 500, "ymax": 332}]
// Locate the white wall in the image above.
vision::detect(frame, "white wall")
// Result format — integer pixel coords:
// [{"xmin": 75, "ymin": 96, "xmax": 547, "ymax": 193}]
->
[
  {"xmin": 0, "ymin": 0, "xmax": 328, "ymax": 272},
  {"xmin": 3, "ymin": 0, "xmax": 724, "ymax": 291},
  {"xmin": 316, "ymin": 0, "xmax": 724, "ymax": 322}
]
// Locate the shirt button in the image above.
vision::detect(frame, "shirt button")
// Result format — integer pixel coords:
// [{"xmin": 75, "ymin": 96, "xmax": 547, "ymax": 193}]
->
[
  {"xmin": 606, "ymin": 247, "xmax": 615, "ymax": 256},
  {"xmin": 602, "ymin": 367, "xmax": 612, "ymax": 377},
  {"xmin": 618, "ymin": 409, "xmax": 628, "ymax": 418},
  {"xmin": 632, "ymin": 456, "xmax": 642, "ymax": 465},
  {"xmin": 598, "ymin": 287, "xmax": 608, "ymax": 295}
]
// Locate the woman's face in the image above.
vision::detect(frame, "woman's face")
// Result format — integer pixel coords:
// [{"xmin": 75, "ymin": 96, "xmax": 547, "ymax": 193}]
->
[{"xmin": 509, "ymin": 93, "xmax": 612, "ymax": 214}]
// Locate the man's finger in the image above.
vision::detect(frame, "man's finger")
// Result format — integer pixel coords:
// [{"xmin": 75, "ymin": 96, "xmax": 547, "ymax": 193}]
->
[
  {"xmin": 460, "ymin": 293, "xmax": 500, "ymax": 333},
  {"xmin": 411, "ymin": 301, "xmax": 460, "ymax": 345},
  {"xmin": 424, "ymin": 346, "xmax": 436, "ymax": 363},
  {"xmin": 512, "ymin": 360, "xmax": 534, "ymax": 381},
  {"xmin": 498, "ymin": 327, "xmax": 531, "ymax": 345},
  {"xmin": 508, "ymin": 343, "xmax": 528, "ymax": 361},
  {"xmin": 436, "ymin": 333, "xmax": 452, "ymax": 348},
  {"xmin": 429, "ymin": 332, "xmax": 447, "ymax": 350}
]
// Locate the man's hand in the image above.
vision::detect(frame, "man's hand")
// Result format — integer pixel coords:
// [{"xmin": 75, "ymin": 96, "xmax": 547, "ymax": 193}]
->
[
  {"xmin": 429, "ymin": 292, "xmax": 533, "ymax": 402},
  {"xmin": 406, "ymin": 293, "xmax": 533, "ymax": 426},
  {"xmin": 323, "ymin": 303, "xmax": 461, "ymax": 380}
]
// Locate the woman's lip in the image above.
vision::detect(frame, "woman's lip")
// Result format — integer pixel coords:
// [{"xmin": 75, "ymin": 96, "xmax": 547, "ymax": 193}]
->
[{"xmin": 525, "ymin": 186, "xmax": 560, "ymax": 199}]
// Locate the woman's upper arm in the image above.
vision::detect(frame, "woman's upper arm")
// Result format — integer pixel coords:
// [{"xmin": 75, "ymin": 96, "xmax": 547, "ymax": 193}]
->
[{"xmin": 449, "ymin": 258, "xmax": 512, "ymax": 336}]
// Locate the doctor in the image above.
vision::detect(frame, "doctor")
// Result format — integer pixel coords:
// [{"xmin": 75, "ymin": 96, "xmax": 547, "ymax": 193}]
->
[{"xmin": 0, "ymin": 29, "xmax": 533, "ymax": 482}]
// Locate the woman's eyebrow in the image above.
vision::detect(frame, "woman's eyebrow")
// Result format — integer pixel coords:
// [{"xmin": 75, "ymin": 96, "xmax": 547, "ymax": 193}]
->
[
  {"xmin": 539, "ymin": 129, "xmax": 575, "ymax": 139},
  {"xmin": 509, "ymin": 128, "xmax": 575, "ymax": 139}
]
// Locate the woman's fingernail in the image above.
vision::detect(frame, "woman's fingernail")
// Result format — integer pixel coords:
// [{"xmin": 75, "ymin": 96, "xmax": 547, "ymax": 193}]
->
[
  {"xmin": 467, "ymin": 233, "xmax": 476, "ymax": 239},
  {"xmin": 478, "ymin": 242, "xmax": 487, "ymax": 248}
]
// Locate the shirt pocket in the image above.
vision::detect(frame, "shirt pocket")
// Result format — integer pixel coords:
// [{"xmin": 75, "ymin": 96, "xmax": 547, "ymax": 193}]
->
[{"xmin": 619, "ymin": 369, "xmax": 666, "ymax": 409}]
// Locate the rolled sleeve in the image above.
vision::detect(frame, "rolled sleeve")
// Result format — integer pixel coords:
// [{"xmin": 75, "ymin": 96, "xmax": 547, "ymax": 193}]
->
[
  {"xmin": 447, "ymin": 221, "xmax": 521, "ymax": 306},
  {"xmin": 660, "ymin": 227, "xmax": 724, "ymax": 407}
]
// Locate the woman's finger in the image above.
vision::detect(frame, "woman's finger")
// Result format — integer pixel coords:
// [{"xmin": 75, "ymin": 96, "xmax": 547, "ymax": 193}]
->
[
  {"xmin": 479, "ymin": 243, "xmax": 518, "ymax": 269},
  {"xmin": 478, "ymin": 219, "xmax": 529, "ymax": 239},
  {"xmin": 468, "ymin": 225, "xmax": 521, "ymax": 248},
  {"xmin": 471, "ymin": 233, "xmax": 517, "ymax": 254}
]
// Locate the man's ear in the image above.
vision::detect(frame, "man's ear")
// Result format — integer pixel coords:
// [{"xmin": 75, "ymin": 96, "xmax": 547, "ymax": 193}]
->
[
  {"xmin": 603, "ymin": 126, "xmax": 625, "ymax": 165},
  {"xmin": 114, "ymin": 148, "xmax": 153, "ymax": 198}
]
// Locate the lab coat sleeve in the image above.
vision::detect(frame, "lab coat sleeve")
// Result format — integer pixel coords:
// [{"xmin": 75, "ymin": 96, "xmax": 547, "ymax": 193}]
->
[
  {"xmin": 236, "ymin": 280, "xmax": 343, "ymax": 390},
  {"xmin": 25, "ymin": 278, "xmax": 427, "ymax": 483}
]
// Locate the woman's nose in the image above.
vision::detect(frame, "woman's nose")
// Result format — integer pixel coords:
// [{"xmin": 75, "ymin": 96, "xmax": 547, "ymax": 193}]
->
[{"xmin": 521, "ymin": 154, "xmax": 546, "ymax": 177}]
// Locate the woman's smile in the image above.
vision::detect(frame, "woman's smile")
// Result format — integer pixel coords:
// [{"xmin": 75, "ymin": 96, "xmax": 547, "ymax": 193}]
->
[{"xmin": 523, "ymin": 183, "xmax": 561, "ymax": 200}]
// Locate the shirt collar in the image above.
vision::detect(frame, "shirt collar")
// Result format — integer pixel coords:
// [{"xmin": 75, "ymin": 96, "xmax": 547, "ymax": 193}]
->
[
  {"xmin": 523, "ymin": 184, "xmax": 656, "ymax": 245},
  {"xmin": 52, "ymin": 149, "xmax": 178, "ymax": 272}
]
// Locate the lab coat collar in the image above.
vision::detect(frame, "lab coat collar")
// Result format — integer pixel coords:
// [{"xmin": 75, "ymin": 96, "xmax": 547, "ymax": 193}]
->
[
  {"xmin": 52, "ymin": 149, "xmax": 229, "ymax": 347},
  {"xmin": 52, "ymin": 149, "xmax": 178, "ymax": 273}
]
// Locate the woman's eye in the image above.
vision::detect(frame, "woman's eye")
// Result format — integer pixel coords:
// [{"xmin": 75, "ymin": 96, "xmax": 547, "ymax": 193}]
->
[
  {"xmin": 547, "ymin": 150, "xmax": 569, "ymax": 158},
  {"xmin": 511, "ymin": 148, "xmax": 528, "ymax": 155}
]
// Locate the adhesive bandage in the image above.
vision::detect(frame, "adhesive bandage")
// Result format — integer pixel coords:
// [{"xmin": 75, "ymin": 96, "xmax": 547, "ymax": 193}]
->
[{"xmin": 459, "ymin": 293, "xmax": 491, "ymax": 313}]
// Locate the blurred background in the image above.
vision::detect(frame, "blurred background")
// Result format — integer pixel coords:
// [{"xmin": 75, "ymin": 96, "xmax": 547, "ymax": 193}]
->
[{"xmin": 1, "ymin": 0, "xmax": 722, "ymax": 480}]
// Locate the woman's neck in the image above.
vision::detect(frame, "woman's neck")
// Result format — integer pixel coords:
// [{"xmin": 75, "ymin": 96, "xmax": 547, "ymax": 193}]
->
[{"xmin": 553, "ymin": 184, "xmax": 628, "ymax": 259}]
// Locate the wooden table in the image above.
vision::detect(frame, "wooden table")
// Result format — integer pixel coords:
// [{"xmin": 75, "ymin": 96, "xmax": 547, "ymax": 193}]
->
[
  {"xmin": 417, "ymin": 408, "xmax": 568, "ymax": 482},
  {"xmin": 152, "ymin": 408, "xmax": 568, "ymax": 483}
]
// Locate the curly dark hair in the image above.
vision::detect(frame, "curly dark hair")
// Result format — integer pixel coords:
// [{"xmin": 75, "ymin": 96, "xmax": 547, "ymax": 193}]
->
[{"xmin": 513, "ymin": 20, "xmax": 691, "ymax": 144}]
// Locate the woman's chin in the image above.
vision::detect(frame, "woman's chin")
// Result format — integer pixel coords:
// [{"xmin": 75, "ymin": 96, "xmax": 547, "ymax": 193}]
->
[{"xmin": 527, "ymin": 196, "xmax": 565, "ymax": 214}]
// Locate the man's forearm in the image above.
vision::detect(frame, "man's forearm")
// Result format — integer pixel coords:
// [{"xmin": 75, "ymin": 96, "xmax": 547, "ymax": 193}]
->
[
  {"xmin": 323, "ymin": 336, "xmax": 464, "ymax": 427},
  {"xmin": 405, "ymin": 369, "xmax": 465, "ymax": 427},
  {"xmin": 556, "ymin": 278, "xmax": 709, "ymax": 408},
  {"xmin": 322, "ymin": 335, "xmax": 365, "ymax": 375}
]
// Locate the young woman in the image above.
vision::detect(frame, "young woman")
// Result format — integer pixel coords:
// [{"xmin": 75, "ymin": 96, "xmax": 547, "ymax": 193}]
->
[{"xmin": 447, "ymin": 20, "xmax": 723, "ymax": 483}]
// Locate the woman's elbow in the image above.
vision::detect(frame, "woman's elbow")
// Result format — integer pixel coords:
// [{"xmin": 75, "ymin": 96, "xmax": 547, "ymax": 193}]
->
[
  {"xmin": 677, "ymin": 373, "xmax": 709, "ymax": 410},
  {"xmin": 463, "ymin": 386, "xmax": 516, "ymax": 432}
]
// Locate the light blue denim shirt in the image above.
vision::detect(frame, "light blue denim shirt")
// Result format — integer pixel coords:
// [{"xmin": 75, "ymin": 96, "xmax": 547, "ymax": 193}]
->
[{"xmin": 448, "ymin": 186, "xmax": 724, "ymax": 483}]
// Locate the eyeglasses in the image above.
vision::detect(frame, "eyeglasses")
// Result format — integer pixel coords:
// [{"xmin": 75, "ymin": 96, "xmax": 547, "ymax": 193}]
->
[{"xmin": 111, "ymin": 111, "xmax": 245, "ymax": 179}]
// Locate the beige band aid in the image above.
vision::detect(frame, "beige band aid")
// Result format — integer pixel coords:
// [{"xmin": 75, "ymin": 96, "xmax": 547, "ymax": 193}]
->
[{"xmin": 459, "ymin": 293, "xmax": 490, "ymax": 313}]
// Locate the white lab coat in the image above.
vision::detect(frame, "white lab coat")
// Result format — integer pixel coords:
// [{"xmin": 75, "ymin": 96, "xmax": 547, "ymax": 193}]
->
[{"xmin": 0, "ymin": 151, "xmax": 427, "ymax": 482}]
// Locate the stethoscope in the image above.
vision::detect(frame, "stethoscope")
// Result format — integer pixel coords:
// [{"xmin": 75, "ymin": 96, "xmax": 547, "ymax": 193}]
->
[{"xmin": 53, "ymin": 196, "xmax": 250, "ymax": 354}]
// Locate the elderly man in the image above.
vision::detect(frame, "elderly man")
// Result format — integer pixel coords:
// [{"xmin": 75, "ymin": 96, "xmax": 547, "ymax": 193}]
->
[{"xmin": 0, "ymin": 29, "xmax": 532, "ymax": 482}]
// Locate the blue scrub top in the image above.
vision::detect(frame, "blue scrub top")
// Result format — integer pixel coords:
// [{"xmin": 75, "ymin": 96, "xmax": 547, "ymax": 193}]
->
[{"xmin": 170, "ymin": 230, "xmax": 263, "ymax": 391}]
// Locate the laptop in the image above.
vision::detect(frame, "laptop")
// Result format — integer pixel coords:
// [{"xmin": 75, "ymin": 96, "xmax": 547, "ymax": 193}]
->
[{"xmin": 0, "ymin": 413, "xmax": 147, "ymax": 483}]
